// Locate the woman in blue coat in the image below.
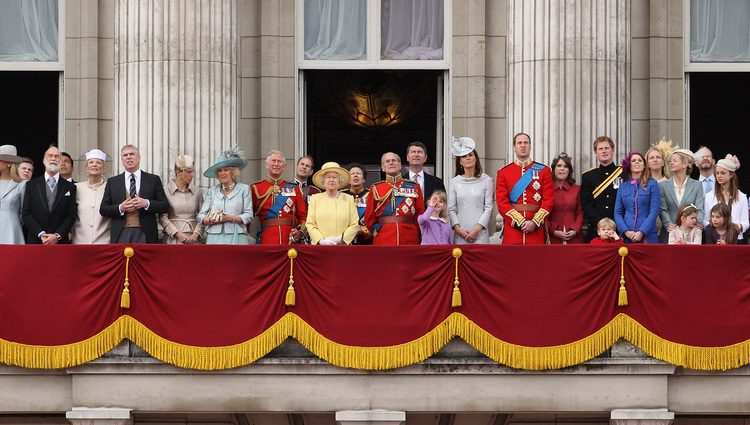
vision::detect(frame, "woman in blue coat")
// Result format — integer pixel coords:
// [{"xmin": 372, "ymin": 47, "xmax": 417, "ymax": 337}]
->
[{"xmin": 615, "ymin": 151, "xmax": 660, "ymax": 243}]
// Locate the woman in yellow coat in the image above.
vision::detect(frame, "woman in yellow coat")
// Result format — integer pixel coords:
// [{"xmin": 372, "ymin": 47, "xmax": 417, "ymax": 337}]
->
[{"xmin": 306, "ymin": 162, "xmax": 360, "ymax": 245}]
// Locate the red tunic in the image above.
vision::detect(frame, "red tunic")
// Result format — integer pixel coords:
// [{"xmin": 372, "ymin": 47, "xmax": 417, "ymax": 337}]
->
[
  {"xmin": 495, "ymin": 159, "xmax": 554, "ymax": 245},
  {"xmin": 363, "ymin": 176, "xmax": 425, "ymax": 245},
  {"xmin": 250, "ymin": 178, "xmax": 307, "ymax": 244}
]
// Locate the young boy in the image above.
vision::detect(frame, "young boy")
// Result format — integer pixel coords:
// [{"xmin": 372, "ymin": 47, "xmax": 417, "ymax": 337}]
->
[{"xmin": 590, "ymin": 217, "xmax": 624, "ymax": 245}]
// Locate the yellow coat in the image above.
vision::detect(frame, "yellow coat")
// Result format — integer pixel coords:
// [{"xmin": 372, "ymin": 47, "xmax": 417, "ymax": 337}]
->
[{"xmin": 306, "ymin": 192, "xmax": 360, "ymax": 245}]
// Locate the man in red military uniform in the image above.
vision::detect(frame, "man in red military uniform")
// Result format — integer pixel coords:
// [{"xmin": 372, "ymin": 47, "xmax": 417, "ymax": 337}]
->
[
  {"xmin": 251, "ymin": 150, "xmax": 307, "ymax": 244},
  {"xmin": 364, "ymin": 152, "xmax": 425, "ymax": 245},
  {"xmin": 496, "ymin": 133, "xmax": 554, "ymax": 244}
]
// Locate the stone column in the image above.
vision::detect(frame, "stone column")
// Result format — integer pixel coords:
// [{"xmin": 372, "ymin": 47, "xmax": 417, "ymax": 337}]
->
[
  {"xmin": 336, "ymin": 410, "xmax": 406, "ymax": 425},
  {"xmin": 610, "ymin": 408, "xmax": 674, "ymax": 425},
  {"xmin": 507, "ymin": 0, "xmax": 630, "ymax": 174},
  {"xmin": 66, "ymin": 408, "xmax": 132, "ymax": 425},
  {"xmin": 114, "ymin": 0, "xmax": 237, "ymax": 187}
]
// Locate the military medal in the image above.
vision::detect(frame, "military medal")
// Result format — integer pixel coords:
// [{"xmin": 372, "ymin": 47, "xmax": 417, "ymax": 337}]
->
[{"xmin": 532, "ymin": 180, "xmax": 541, "ymax": 191}]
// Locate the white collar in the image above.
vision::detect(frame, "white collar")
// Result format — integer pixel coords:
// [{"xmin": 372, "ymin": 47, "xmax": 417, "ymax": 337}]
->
[
  {"xmin": 429, "ymin": 216, "xmax": 448, "ymax": 223},
  {"xmin": 45, "ymin": 172, "xmax": 59, "ymax": 183},
  {"xmin": 125, "ymin": 169, "xmax": 142, "ymax": 179}
]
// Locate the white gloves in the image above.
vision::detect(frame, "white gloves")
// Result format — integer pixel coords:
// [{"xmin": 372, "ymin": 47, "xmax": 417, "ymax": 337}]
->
[{"xmin": 318, "ymin": 236, "xmax": 343, "ymax": 245}]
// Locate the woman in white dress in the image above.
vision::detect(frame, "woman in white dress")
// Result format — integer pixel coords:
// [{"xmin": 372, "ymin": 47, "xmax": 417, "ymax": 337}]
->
[
  {"xmin": 448, "ymin": 137, "xmax": 494, "ymax": 244},
  {"xmin": 703, "ymin": 154, "xmax": 749, "ymax": 242},
  {"xmin": 72, "ymin": 149, "xmax": 111, "ymax": 244},
  {"xmin": 0, "ymin": 145, "xmax": 27, "ymax": 244}
]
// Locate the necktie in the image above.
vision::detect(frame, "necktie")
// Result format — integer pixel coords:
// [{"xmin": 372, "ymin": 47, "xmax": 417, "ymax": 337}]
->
[
  {"xmin": 47, "ymin": 177, "xmax": 56, "ymax": 191},
  {"xmin": 703, "ymin": 178, "xmax": 712, "ymax": 193},
  {"xmin": 129, "ymin": 174, "xmax": 137, "ymax": 198}
]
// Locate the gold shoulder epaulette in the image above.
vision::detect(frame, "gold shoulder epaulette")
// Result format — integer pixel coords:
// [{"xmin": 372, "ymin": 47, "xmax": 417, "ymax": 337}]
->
[{"xmin": 582, "ymin": 167, "xmax": 596, "ymax": 174}]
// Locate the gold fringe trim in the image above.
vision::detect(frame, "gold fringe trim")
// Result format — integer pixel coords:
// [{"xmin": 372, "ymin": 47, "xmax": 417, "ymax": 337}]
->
[
  {"xmin": 0, "ymin": 318, "xmax": 127, "ymax": 369},
  {"xmin": 288, "ymin": 313, "xmax": 453, "ymax": 370},
  {"xmin": 2, "ymin": 314, "xmax": 750, "ymax": 371},
  {"xmin": 619, "ymin": 314, "xmax": 750, "ymax": 371}
]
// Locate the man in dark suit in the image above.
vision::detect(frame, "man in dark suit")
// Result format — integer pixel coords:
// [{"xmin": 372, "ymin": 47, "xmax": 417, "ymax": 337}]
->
[
  {"xmin": 402, "ymin": 141, "xmax": 445, "ymax": 207},
  {"xmin": 100, "ymin": 144, "xmax": 169, "ymax": 243},
  {"xmin": 22, "ymin": 145, "xmax": 78, "ymax": 244},
  {"xmin": 580, "ymin": 136, "xmax": 622, "ymax": 242}
]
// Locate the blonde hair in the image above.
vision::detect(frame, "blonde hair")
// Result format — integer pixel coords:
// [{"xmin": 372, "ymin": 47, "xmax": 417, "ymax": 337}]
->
[
  {"xmin": 430, "ymin": 190, "xmax": 448, "ymax": 220},
  {"xmin": 9, "ymin": 163, "xmax": 22, "ymax": 183},
  {"xmin": 597, "ymin": 217, "xmax": 616, "ymax": 231}
]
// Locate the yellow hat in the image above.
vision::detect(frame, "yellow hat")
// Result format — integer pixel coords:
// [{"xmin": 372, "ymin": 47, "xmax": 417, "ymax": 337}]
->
[{"xmin": 312, "ymin": 162, "xmax": 350, "ymax": 190}]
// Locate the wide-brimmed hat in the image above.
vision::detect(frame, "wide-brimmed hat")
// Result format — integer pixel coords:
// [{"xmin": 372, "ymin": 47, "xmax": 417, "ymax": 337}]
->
[
  {"xmin": 203, "ymin": 149, "xmax": 247, "ymax": 178},
  {"xmin": 0, "ymin": 145, "xmax": 23, "ymax": 163},
  {"xmin": 312, "ymin": 162, "xmax": 350, "ymax": 190},
  {"xmin": 451, "ymin": 137, "xmax": 476, "ymax": 157}
]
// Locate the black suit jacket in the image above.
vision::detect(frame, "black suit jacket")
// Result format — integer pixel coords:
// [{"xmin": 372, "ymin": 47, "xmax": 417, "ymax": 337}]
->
[
  {"xmin": 580, "ymin": 163, "xmax": 619, "ymax": 242},
  {"xmin": 22, "ymin": 175, "xmax": 78, "ymax": 244},
  {"xmin": 100, "ymin": 171, "xmax": 169, "ymax": 243},
  {"xmin": 402, "ymin": 170, "xmax": 446, "ymax": 207}
]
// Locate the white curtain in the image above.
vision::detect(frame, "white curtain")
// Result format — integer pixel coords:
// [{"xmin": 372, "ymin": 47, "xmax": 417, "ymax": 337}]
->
[
  {"xmin": 304, "ymin": 0, "xmax": 366, "ymax": 60},
  {"xmin": 381, "ymin": 0, "xmax": 443, "ymax": 60},
  {"xmin": 0, "ymin": 0, "xmax": 58, "ymax": 61},
  {"xmin": 690, "ymin": 0, "xmax": 750, "ymax": 62}
]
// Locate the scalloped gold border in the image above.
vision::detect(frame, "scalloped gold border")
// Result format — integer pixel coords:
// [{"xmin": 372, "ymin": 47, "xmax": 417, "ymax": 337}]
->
[{"xmin": 2, "ymin": 313, "xmax": 749, "ymax": 371}]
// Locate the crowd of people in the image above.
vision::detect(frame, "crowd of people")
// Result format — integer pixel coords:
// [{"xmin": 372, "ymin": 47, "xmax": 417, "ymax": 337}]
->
[{"xmin": 0, "ymin": 133, "xmax": 746, "ymax": 246}]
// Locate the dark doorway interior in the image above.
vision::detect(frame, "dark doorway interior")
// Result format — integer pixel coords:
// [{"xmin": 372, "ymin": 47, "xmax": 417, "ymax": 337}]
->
[
  {"xmin": 306, "ymin": 70, "xmax": 440, "ymax": 186},
  {"xmin": 0, "ymin": 71, "xmax": 59, "ymax": 178},
  {"xmin": 689, "ymin": 72, "xmax": 750, "ymax": 191}
]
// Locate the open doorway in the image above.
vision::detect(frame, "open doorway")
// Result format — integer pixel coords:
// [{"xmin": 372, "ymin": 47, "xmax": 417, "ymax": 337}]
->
[
  {"xmin": 305, "ymin": 70, "xmax": 441, "ymax": 186},
  {"xmin": 689, "ymin": 72, "xmax": 750, "ymax": 191},
  {"xmin": 0, "ymin": 71, "xmax": 60, "ymax": 178}
]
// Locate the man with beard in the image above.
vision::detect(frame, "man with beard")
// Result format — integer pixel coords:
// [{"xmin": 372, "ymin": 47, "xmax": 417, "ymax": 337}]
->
[
  {"xmin": 695, "ymin": 146, "xmax": 716, "ymax": 194},
  {"xmin": 22, "ymin": 145, "xmax": 77, "ymax": 244}
]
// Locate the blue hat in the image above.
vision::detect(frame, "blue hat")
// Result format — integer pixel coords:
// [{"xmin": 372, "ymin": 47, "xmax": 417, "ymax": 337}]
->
[{"xmin": 203, "ymin": 149, "xmax": 247, "ymax": 178}]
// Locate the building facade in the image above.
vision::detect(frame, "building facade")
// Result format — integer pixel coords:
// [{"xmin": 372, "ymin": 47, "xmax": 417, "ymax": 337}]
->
[{"xmin": 2, "ymin": 1, "xmax": 750, "ymax": 424}]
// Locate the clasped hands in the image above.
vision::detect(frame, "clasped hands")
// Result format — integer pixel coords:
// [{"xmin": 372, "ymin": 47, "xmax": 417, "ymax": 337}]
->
[
  {"xmin": 318, "ymin": 236, "xmax": 343, "ymax": 245},
  {"xmin": 120, "ymin": 196, "xmax": 148, "ymax": 213}
]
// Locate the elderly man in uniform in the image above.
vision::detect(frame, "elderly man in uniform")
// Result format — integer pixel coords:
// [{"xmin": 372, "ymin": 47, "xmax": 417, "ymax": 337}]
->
[
  {"xmin": 251, "ymin": 150, "xmax": 307, "ymax": 244},
  {"xmin": 580, "ymin": 136, "xmax": 622, "ymax": 242},
  {"xmin": 363, "ymin": 152, "xmax": 425, "ymax": 245},
  {"xmin": 495, "ymin": 132, "xmax": 554, "ymax": 245}
]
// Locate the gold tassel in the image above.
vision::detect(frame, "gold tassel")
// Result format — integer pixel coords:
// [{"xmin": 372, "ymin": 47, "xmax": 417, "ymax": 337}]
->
[
  {"xmin": 285, "ymin": 286, "xmax": 296, "ymax": 306},
  {"xmin": 452, "ymin": 287, "xmax": 462, "ymax": 307},
  {"xmin": 617, "ymin": 247, "xmax": 629, "ymax": 306},
  {"xmin": 286, "ymin": 248, "xmax": 297, "ymax": 306},
  {"xmin": 121, "ymin": 247, "xmax": 135, "ymax": 309},
  {"xmin": 451, "ymin": 248, "xmax": 463, "ymax": 307}
]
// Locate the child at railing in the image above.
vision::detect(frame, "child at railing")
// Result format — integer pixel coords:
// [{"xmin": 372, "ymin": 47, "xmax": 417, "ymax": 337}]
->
[
  {"xmin": 418, "ymin": 190, "xmax": 452, "ymax": 245},
  {"xmin": 590, "ymin": 218, "xmax": 623, "ymax": 245},
  {"xmin": 704, "ymin": 203, "xmax": 739, "ymax": 245},
  {"xmin": 669, "ymin": 204, "xmax": 702, "ymax": 245}
]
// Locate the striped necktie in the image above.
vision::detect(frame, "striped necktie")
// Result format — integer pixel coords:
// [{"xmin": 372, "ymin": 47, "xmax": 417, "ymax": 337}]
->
[{"xmin": 129, "ymin": 174, "xmax": 137, "ymax": 198}]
